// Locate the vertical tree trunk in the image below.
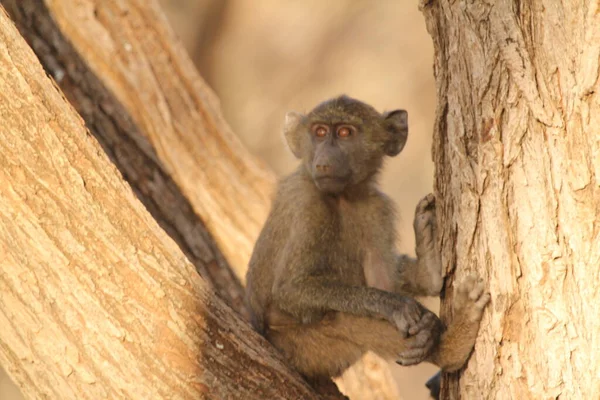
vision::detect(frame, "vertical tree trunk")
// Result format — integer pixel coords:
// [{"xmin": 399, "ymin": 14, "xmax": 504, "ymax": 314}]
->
[{"xmin": 421, "ymin": 0, "xmax": 600, "ymax": 398}]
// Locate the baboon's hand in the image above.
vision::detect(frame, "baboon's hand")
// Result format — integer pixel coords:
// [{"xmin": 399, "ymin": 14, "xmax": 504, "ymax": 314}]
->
[
  {"xmin": 414, "ymin": 193, "xmax": 437, "ymax": 253},
  {"xmin": 414, "ymin": 193, "xmax": 443, "ymax": 294},
  {"xmin": 390, "ymin": 298, "xmax": 422, "ymax": 337},
  {"xmin": 394, "ymin": 305, "xmax": 441, "ymax": 366},
  {"xmin": 453, "ymin": 274, "xmax": 490, "ymax": 322}
]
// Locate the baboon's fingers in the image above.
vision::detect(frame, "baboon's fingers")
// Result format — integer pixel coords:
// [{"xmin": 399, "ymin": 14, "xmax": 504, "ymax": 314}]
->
[
  {"xmin": 394, "ymin": 318, "xmax": 410, "ymax": 338},
  {"xmin": 456, "ymin": 274, "xmax": 478, "ymax": 297},
  {"xmin": 475, "ymin": 292, "xmax": 491, "ymax": 309},
  {"xmin": 408, "ymin": 312, "xmax": 435, "ymax": 336},
  {"xmin": 415, "ymin": 193, "xmax": 436, "ymax": 214},
  {"xmin": 396, "ymin": 330, "xmax": 434, "ymax": 365},
  {"xmin": 468, "ymin": 279, "xmax": 485, "ymax": 301}
]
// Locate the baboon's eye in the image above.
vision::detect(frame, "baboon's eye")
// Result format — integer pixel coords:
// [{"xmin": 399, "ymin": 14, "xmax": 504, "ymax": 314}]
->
[
  {"xmin": 313, "ymin": 125, "xmax": 329, "ymax": 138},
  {"xmin": 337, "ymin": 126, "xmax": 352, "ymax": 138}
]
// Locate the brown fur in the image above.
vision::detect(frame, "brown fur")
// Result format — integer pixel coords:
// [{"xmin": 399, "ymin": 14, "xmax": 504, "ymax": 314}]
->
[{"xmin": 245, "ymin": 95, "xmax": 490, "ymax": 383}]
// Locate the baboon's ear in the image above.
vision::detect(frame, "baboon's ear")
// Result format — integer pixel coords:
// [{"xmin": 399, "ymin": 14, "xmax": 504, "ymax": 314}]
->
[
  {"xmin": 283, "ymin": 111, "xmax": 305, "ymax": 159},
  {"xmin": 382, "ymin": 109, "xmax": 408, "ymax": 157}
]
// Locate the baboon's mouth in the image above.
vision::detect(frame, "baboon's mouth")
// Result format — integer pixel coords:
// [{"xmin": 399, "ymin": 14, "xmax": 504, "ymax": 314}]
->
[{"xmin": 314, "ymin": 176, "xmax": 349, "ymax": 193}]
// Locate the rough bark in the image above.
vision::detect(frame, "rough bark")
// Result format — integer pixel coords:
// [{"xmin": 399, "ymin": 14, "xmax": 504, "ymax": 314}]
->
[
  {"xmin": 421, "ymin": 0, "xmax": 600, "ymax": 399},
  {"xmin": 1, "ymin": 1, "xmax": 402, "ymax": 399},
  {"xmin": 336, "ymin": 353, "xmax": 402, "ymax": 400},
  {"xmin": 2, "ymin": 0, "xmax": 248, "ymax": 317},
  {"xmin": 0, "ymin": 6, "xmax": 318, "ymax": 399},
  {"xmin": 17, "ymin": 0, "xmax": 276, "ymax": 283}
]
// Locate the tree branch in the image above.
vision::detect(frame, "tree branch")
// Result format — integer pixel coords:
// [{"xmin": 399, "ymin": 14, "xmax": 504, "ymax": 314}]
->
[
  {"xmin": 0, "ymin": 5, "xmax": 317, "ymax": 398},
  {"xmin": 1, "ymin": 1, "xmax": 405, "ymax": 399},
  {"xmin": 3, "ymin": 0, "xmax": 248, "ymax": 316}
]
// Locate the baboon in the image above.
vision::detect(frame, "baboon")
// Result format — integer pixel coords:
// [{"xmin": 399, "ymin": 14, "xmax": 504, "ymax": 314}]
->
[{"xmin": 245, "ymin": 95, "xmax": 489, "ymax": 390}]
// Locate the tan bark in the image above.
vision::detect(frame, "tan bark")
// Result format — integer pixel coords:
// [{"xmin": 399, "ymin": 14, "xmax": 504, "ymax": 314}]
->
[
  {"xmin": 336, "ymin": 353, "xmax": 402, "ymax": 400},
  {"xmin": 0, "ymin": 6, "xmax": 318, "ymax": 399},
  {"xmin": 3, "ymin": 0, "xmax": 248, "ymax": 317},
  {"xmin": 33, "ymin": 0, "xmax": 276, "ymax": 282},
  {"xmin": 421, "ymin": 0, "xmax": 600, "ymax": 398},
  {"xmin": 1, "ymin": 1, "xmax": 403, "ymax": 399},
  {"xmin": 2, "ymin": 1, "xmax": 404, "ymax": 399}
]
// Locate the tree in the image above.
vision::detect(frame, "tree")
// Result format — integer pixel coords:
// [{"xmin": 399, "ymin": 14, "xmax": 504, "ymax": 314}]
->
[
  {"xmin": 421, "ymin": 0, "xmax": 600, "ymax": 398},
  {"xmin": 0, "ymin": 1, "xmax": 402, "ymax": 399},
  {"xmin": 0, "ymin": 5, "xmax": 320, "ymax": 399}
]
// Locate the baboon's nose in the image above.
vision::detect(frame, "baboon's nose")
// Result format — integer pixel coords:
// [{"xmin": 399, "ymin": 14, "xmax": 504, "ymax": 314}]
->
[{"xmin": 316, "ymin": 164, "xmax": 331, "ymax": 173}]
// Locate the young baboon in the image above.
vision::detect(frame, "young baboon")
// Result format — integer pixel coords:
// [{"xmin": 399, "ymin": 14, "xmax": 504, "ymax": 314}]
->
[{"xmin": 245, "ymin": 95, "xmax": 490, "ymax": 386}]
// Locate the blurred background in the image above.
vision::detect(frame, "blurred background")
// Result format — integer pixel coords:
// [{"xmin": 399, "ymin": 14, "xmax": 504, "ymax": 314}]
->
[{"xmin": 0, "ymin": 0, "xmax": 438, "ymax": 398}]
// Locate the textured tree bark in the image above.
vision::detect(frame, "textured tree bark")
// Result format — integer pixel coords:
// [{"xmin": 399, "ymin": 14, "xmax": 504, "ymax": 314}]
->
[
  {"xmin": 335, "ymin": 353, "xmax": 403, "ymax": 400},
  {"xmin": 1, "ymin": 1, "xmax": 402, "ymax": 399},
  {"xmin": 3, "ymin": 0, "xmax": 248, "ymax": 317},
  {"xmin": 421, "ymin": 0, "xmax": 600, "ymax": 399},
  {"xmin": 28, "ymin": 0, "xmax": 276, "ymax": 283},
  {"xmin": 0, "ymin": 6, "xmax": 318, "ymax": 399}
]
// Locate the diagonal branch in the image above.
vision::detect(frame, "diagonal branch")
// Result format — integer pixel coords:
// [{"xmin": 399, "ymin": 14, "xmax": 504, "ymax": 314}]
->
[
  {"xmin": 0, "ymin": 4, "xmax": 318, "ymax": 398},
  {"xmin": 2, "ymin": 1, "xmax": 404, "ymax": 399}
]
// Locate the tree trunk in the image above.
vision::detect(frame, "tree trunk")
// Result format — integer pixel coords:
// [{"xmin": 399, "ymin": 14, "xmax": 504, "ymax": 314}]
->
[
  {"xmin": 421, "ymin": 0, "xmax": 600, "ymax": 399},
  {"xmin": 0, "ymin": 1, "xmax": 403, "ymax": 399},
  {"xmin": 0, "ymin": 6, "xmax": 317, "ymax": 399}
]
